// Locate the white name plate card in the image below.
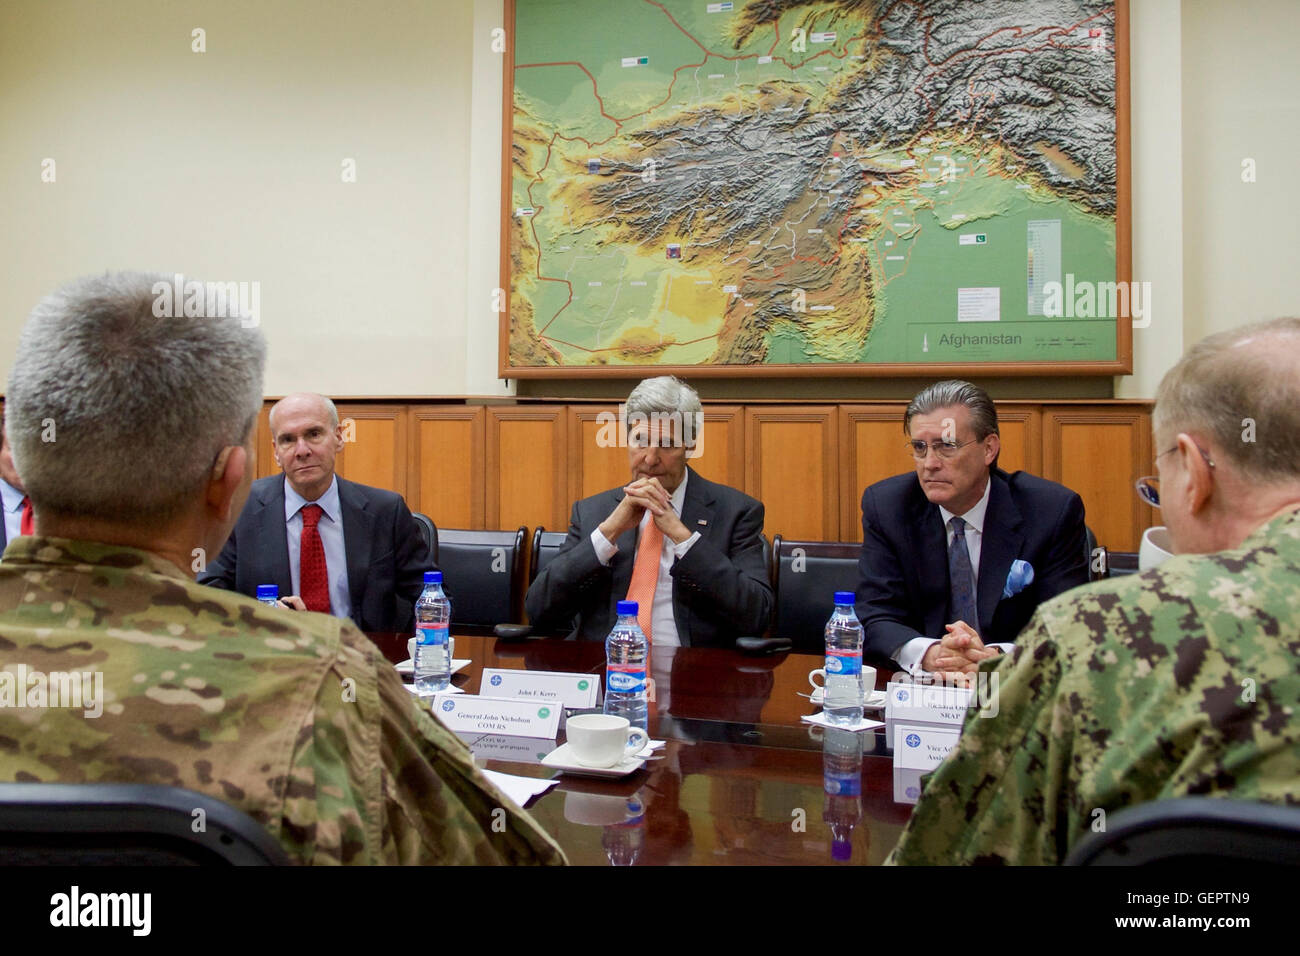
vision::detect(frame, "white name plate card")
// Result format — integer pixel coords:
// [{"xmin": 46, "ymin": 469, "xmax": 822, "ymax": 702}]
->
[
  {"xmin": 479, "ymin": 668, "xmax": 600, "ymax": 709},
  {"xmin": 892, "ymin": 723, "xmax": 961, "ymax": 771},
  {"xmin": 456, "ymin": 733, "xmax": 557, "ymax": 765},
  {"xmin": 893, "ymin": 766, "xmax": 927, "ymax": 805},
  {"xmin": 431, "ymin": 694, "xmax": 562, "ymax": 738},
  {"xmin": 884, "ymin": 681, "xmax": 973, "ymax": 737}
]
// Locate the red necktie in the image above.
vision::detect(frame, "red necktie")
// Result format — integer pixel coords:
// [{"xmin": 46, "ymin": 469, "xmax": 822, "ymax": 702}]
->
[
  {"xmin": 299, "ymin": 504, "xmax": 331, "ymax": 613},
  {"xmin": 19, "ymin": 497, "xmax": 33, "ymax": 536}
]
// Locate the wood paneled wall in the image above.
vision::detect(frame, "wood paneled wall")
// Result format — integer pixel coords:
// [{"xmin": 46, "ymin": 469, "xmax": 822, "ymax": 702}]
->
[{"xmin": 251, "ymin": 400, "xmax": 1156, "ymax": 551}]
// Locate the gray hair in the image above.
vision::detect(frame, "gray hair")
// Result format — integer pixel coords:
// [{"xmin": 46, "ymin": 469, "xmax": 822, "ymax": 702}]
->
[
  {"xmin": 1153, "ymin": 316, "xmax": 1300, "ymax": 484},
  {"xmin": 6, "ymin": 271, "xmax": 267, "ymax": 524},
  {"xmin": 904, "ymin": 380, "xmax": 1000, "ymax": 440},
  {"xmin": 625, "ymin": 375, "xmax": 703, "ymax": 446}
]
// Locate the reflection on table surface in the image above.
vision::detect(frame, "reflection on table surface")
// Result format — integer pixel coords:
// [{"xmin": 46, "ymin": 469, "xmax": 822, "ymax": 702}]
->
[{"xmin": 368, "ymin": 633, "xmax": 912, "ymax": 865}]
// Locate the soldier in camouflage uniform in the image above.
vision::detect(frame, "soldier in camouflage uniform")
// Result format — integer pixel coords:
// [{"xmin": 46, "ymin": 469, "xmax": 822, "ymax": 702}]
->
[
  {"xmin": 889, "ymin": 316, "xmax": 1300, "ymax": 865},
  {"xmin": 0, "ymin": 272, "xmax": 565, "ymax": 865}
]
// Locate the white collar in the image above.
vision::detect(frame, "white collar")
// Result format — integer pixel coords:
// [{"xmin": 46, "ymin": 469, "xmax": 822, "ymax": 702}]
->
[
  {"xmin": 938, "ymin": 473, "xmax": 991, "ymax": 534},
  {"xmin": 284, "ymin": 474, "xmax": 342, "ymax": 525}
]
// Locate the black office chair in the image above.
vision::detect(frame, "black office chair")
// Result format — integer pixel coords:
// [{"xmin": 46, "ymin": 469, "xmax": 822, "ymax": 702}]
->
[
  {"xmin": 1084, "ymin": 525, "xmax": 1101, "ymax": 581},
  {"xmin": 411, "ymin": 512, "xmax": 439, "ymax": 564},
  {"xmin": 1106, "ymin": 550, "xmax": 1141, "ymax": 577},
  {"xmin": 769, "ymin": 535, "xmax": 862, "ymax": 653},
  {"xmin": 434, "ymin": 527, "xmax": 527, "ymax": 637},
  {"xmin": 529, "ymin": 527, "xmax": 568, "ymax": 586},
  {"xmin": 1065, "ymin": 797, "xmax": 1300, "ymax": 866},
  {"xmin": 0, "ymin": 783, "xmax": 291, "ymax": 865}
]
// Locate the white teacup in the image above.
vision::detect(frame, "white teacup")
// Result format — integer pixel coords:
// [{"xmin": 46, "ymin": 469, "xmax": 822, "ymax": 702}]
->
[
  {"xmin": 1139, "ymin": 525, "xmax": 1174, "ymax": 571},
  {"xmin": 809, "ymin": 664, "xmax": 877, "ymax": 702},
  {"xmin": 409, "ymin": 634, "xmax": 454, "ymax": 662},
  {"xmin": 565, "ymin": 714, "xmax": 649, "ymax": 768}
]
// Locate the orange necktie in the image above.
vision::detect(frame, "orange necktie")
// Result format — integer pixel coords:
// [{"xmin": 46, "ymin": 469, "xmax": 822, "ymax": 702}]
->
[{"xmin": 624, "ymin": 518, "xmax": 663, "ymax": 643}]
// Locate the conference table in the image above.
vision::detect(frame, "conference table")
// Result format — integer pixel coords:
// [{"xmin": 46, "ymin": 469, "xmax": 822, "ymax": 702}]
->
[{"xmin": 369, "ymin": 633, "xmax": 914, "ymax": 866}]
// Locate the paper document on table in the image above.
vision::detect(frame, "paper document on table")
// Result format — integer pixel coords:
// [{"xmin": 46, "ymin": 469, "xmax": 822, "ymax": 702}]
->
[{"xmin": 481, "ymin": 769, "xmax": 559, "ymax": 808}]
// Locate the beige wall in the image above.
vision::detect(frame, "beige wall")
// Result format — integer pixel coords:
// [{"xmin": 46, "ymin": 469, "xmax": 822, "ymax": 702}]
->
[{"xmin": 1, "ymin": 0, "xmax": 1295, "ymax": 400}]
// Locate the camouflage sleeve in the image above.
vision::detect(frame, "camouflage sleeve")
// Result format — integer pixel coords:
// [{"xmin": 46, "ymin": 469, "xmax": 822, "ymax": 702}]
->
[
  {"xmin": 885, "ymin": 614, "xmax": 1073, "ymax": 865},
  {"xmin": 280, "ymin": 624, "xmax": 565, "ymax": 865},
  {"xmin": 374, "ymin": 664, "xmax": 568, "ymax": 865}
]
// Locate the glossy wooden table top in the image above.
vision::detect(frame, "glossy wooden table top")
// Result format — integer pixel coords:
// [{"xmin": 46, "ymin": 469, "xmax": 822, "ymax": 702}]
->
[{"xmin": 368, "ymin": 633, "xmax": 913, "ymax": 865}]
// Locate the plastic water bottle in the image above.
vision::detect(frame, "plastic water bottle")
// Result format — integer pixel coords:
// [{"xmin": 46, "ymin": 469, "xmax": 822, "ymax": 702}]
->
[
  {"xmin": 256, "ymin": 584, "xmax": 279, "ymax": 607},
  {"xmin": 414, "ymin": 571, "xmax": 451, "ymax": 697},
  {"xmin": 822, "ymin": 727, "xmax": 863, "ymax": 862},
  {"xmin": 823, "ymin": 591, "xmax": 865, "ymax": 725},
  {"xmin": 603, "ymin": 600, "xmax": 649, "ymax": 732}
]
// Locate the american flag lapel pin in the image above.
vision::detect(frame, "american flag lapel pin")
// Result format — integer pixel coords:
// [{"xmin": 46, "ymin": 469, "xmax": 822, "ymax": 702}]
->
[{"xmin": 697, "ymin": 519, "xmax": 708, "ymax": 526}]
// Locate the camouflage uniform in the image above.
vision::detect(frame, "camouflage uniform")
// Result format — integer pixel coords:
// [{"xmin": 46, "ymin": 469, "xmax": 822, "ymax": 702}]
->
[
  {"xmin": 0, "ymin": 536, "xmax": 566, "ymax": 866},
  {"xmin": 888, "ymin": 509, "xmax": 1300, "ymax": 865}
]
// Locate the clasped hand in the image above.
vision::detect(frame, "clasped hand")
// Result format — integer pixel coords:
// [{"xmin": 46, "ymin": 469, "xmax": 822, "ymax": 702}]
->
[
  {"xmin": 598, "ymin": 477, "xmax": 691, "ymax": 545},
  {"xmin": 920, "ymin": 620, "xmax": 1001, "ymax": 685}
]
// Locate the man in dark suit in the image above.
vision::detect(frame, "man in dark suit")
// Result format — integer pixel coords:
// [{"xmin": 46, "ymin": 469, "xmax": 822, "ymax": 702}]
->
[
  {"xmin": 200, "ymin": 392, "xmax": 433, "ymax": 632},
  {"xmin": 0, "ymin": 426, "xmax": 33, "ymax": 549},
  {"xmin": 526, "ymin": 376, "xmax": 772, "ymax": 649},
  {"xmin": 856, "ymin": 381, "xmax": 1088, "ymax": 676}
]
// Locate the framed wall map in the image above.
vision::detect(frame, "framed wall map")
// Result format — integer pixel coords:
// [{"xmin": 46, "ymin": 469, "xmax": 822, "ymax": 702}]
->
[{"xmin": 500, "ymin": 0, "xmax": 1131, "ymax": 378}]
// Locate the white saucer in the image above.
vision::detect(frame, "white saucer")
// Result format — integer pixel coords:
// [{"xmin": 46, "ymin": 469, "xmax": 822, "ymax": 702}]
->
[
  {"xmin": 540, "ymin": 742, "xmax": 646, "ymax": 779},
  {"xmin": 396, "ymin": 657, "xmax": 470, "ymax": 676},
  {"xmin": 809, "ymin": 688, "xmax": 888, "ymax": 710}
]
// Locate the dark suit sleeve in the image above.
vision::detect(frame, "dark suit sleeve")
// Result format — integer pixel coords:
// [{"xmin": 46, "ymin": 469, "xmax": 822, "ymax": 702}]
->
[
  {"xmin": 523, "ymin": 501, "xmax": 611, "ymax": 632},
  {"xmin": 670, "ymin": 497, "xmax": 773, "ymax": 638},
  {"xmin": 197, "ymin": 525, "xmax": 239, "ymax": 590},
  {"xmin": 390, "ymin": 495, "xmax": 435, "ymax": 631},
  {"xmin": 1030, "ymin": 490, "xmax": 1089, "ymax": 605},
  {"xmin": 855, "ymin": 486, "xmax": 928, "ymax": 665}
]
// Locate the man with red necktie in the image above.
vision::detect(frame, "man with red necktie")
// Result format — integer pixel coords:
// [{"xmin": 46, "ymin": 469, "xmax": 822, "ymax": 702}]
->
[
  {"xmin": 526, "ymin": 376, "xmax": 773, "ymax": 651},
  {"xmin": 200, "ymin": 392, "xmax": 433, "ymax": 632},
  {"xmin": 0, "ymin": 426, "xmax": 34, "ymax": 548}
]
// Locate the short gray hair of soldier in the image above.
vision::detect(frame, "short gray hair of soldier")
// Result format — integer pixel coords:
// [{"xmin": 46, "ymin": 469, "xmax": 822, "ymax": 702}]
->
[
  {"xmin": 1153, "ymin": 316, "xmax": 1300, "ymax": 484},
  {"xmin": 624, "ymin": 375, "xmax": 703, "ymax": 447},
  {"xmin": 904, "ymin": 380, "xmax": 1000, "ymax": 440},
  {"xmin": 6, "ymin": 271, "xmax": 267, "ymax": 524}
]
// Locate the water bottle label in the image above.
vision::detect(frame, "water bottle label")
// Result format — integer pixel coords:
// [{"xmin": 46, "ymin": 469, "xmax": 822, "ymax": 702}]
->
[
  {"xmin": 824, "ymin": 649, "xmax": 862, "ymax": 676},
  {"xmin": 417, "ymin": 624, "xmax": 449, "ymax": 646},
  {"xmin": 824, "ymin": 772, "xmax": 862, "ymax": 797},
  {"xmin": 606, "ymin": 663, "xmax": 646, "ymax": 694}
]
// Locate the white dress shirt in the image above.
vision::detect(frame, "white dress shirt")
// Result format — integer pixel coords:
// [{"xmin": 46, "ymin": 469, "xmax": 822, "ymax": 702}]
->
[
  {"xmin": 590, "ymin": 470, "xmax": 701, "ymax": 647},
  {"xmin": 284, "ymin": 476, "xmax": 351, "ymax": 619},
  {"xmin": 895, "ymin": 476, "xmax": 1015, "ymax": 674}
]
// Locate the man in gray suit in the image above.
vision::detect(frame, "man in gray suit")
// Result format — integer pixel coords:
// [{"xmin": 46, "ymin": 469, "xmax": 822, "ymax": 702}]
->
[
  {"xmin": 199, "ymin": 392, "xmax": 433, "ymax": 632},
  {"xmin": 525, "ymin": 376, "xmax": 772, "ymax": 649}
]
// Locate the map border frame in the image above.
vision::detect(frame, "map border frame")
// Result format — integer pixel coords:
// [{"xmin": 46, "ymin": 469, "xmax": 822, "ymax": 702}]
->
[{"xmin": 499, "ymin": 0, "xmax": 1132, "ymax": 379}]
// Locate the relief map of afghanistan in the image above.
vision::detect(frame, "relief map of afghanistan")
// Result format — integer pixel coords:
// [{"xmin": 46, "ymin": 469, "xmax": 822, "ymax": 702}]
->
[{"xmin": 507, "ymin": 0, "xmax": 1119, "ymax": 369}]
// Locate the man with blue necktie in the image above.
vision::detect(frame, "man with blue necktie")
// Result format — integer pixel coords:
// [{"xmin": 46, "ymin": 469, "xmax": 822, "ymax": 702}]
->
[
  {"xmin": 855, "ymin": 381, "xmax": 1090, "ymax": 677},
  {"xmin": 0, "ymin": 426, "xmax": 34, "ymax": 549}
]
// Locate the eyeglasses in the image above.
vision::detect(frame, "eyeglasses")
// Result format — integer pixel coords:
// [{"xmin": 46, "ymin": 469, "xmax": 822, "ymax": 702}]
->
[
  {"xmin": 905, "ymin": 438, "xmax": 979, "ymax": 460},
  {"xmin": 1135, "ymin": 443, "xmax": 1216, "ymax": 508}
]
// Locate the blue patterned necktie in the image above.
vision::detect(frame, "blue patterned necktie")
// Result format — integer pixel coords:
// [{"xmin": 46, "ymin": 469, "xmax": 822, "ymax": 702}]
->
[{"xmin": 947, "ymin": 516, "xmax": 979, "ymax": 628}]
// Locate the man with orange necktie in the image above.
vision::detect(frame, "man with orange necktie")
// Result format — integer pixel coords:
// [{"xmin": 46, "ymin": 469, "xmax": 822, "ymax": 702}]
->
[
  {"xmin": 0, "ymin": 426, "xmax": 34, "ymax": 548},
  {"xmin": 525, "ymin": 376, "xmax": 773, "ymax": 649},
  {"xmin": 200, "ymin": 392, "xmax": 433, "ymax": 632}
]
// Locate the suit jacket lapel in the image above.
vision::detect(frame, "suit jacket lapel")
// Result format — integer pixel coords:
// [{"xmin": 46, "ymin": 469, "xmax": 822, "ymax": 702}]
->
[
  {"xmin": 337, "ymin": 478, "xmax": 372, "ymax": 617},
  {"xmin": 977, "ymin": 471, "xmax": 1024, "ymax": 636},
  {"xmin": 259, "ymin": 478, "xmax": 293, "ymax": 594},
  {"xmin": 909, "ymin": 487, "xmax": 950, "ymax": 635},
  {"xmin": 671, "ymin": 468, "xmax": 716, "ymax": 648}
]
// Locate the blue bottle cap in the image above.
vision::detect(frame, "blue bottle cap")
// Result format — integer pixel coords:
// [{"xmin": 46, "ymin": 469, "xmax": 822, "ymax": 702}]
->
[
  {"xmin": 424, "ymin": 571, "xmax": 442, "ymax": 584},
  {"xmin": 256, "ymin": 584, "xmax": 278, "ymax": 599},
  {"xmin": 616, "ymin": 600, "xmax": 638, "ymax": 616},
  {"xmin": 834, "ymin": 591, "xmax": 855, "ymax": 605}
]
